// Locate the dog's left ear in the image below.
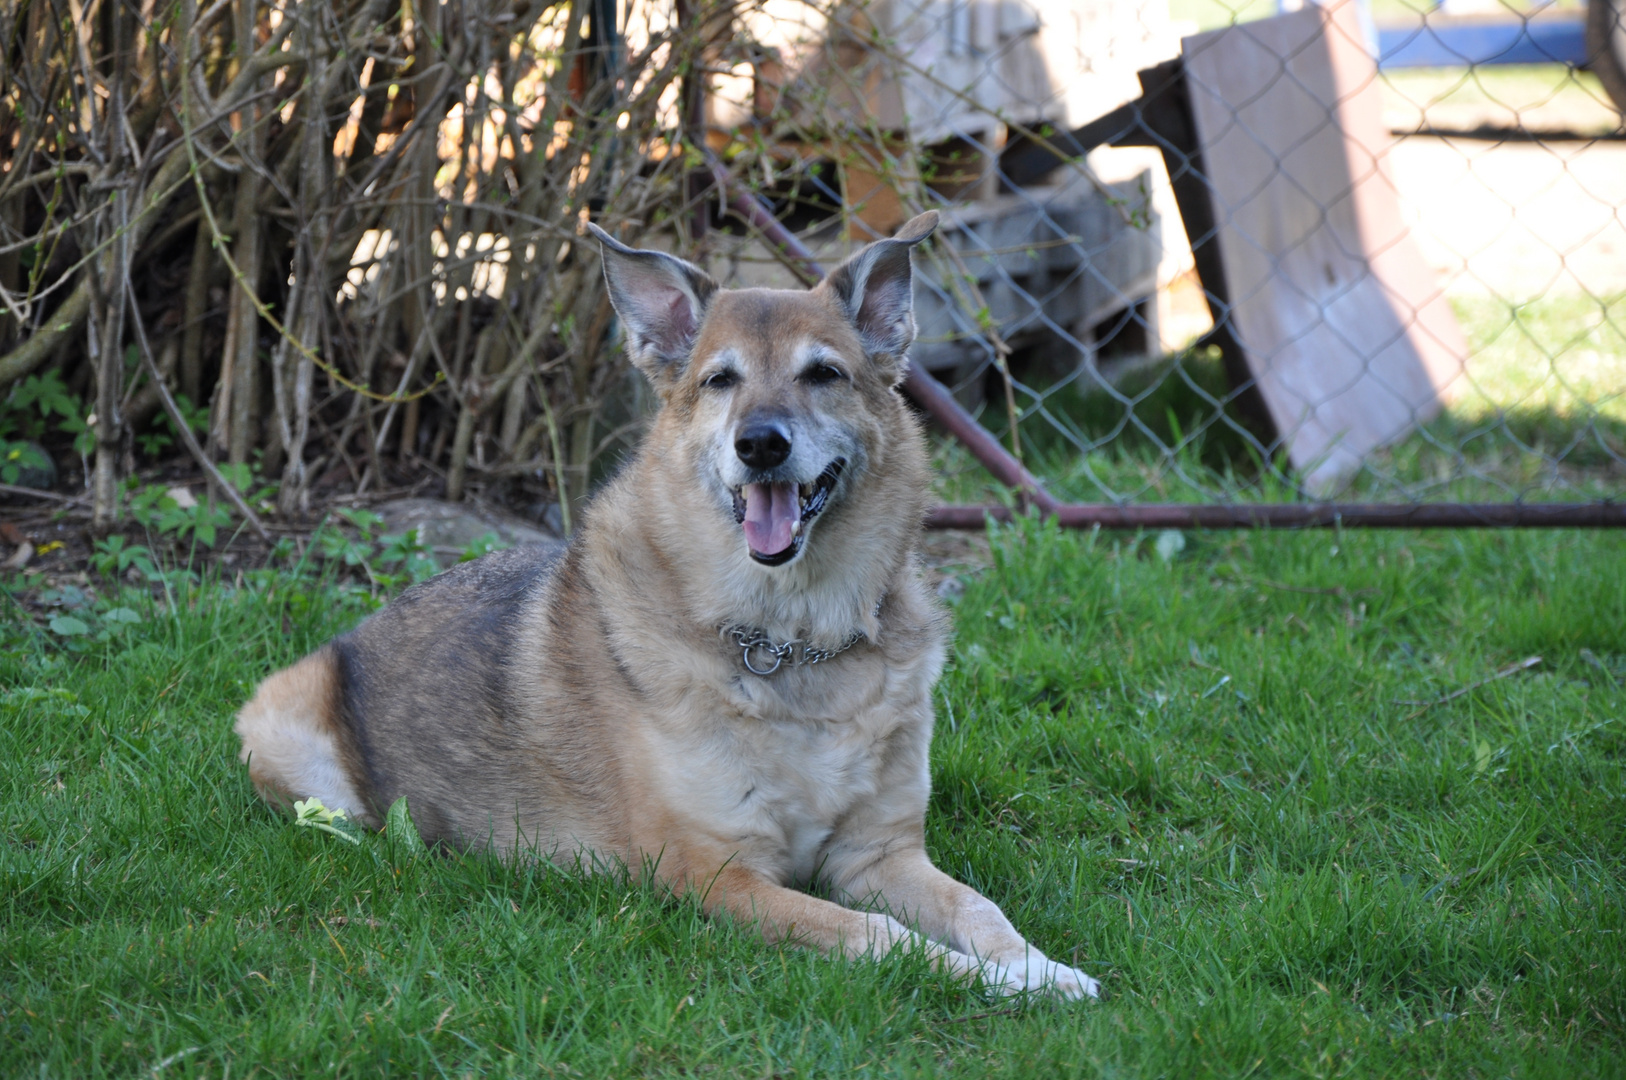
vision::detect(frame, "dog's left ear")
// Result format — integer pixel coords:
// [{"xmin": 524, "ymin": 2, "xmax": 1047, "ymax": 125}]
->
[
  {"xmin": 819, "ymin": 211, "xmax": 938, "ymax": 379},
  {"xmin": 586, "ymin": 223, "xmax": 719, "ymax": 388}
]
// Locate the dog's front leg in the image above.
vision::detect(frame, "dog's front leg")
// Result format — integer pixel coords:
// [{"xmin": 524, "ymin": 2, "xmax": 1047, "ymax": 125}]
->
[
  {"xmin": 832, "ymin": 850, "xmax": 1101, "ymax": 999},
  {"xmin": 693, "ymin": 865, "xmax": 988, "ymax": 982}
]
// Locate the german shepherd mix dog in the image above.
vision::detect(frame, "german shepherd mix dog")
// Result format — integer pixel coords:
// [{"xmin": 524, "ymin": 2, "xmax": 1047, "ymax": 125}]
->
[{"xmin": 236, "ymin": 211, "xmax": 1099, "ymax": 999}]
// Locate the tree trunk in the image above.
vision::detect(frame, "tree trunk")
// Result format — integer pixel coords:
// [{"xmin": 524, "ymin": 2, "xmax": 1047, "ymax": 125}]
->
[
  {"xmin": 227, "ymin": 0, "xmax": 263, "ymax": 467},
  {"xmin": 180, "ymin": 216, "xmax": 213, "ymax": 405},
  {"xmin": 274, "ymin": 0, "xmax": 330, "ymax": 517}
]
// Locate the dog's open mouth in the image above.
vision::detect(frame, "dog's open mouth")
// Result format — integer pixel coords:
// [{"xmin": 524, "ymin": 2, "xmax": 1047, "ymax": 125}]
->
[{"xmin": 731, "ymin": 459, "xmax": 845, "ymax": 566}]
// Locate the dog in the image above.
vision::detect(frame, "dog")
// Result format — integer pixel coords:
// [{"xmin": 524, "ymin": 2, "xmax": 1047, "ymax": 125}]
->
[{"xmin": 235, "ymin": 211, "xmax": 1099, "ymax": 999}]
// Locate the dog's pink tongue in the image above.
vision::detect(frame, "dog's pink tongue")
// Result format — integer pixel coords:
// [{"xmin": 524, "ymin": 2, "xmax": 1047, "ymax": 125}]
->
[{"xmin": 742, "ymin": 482, "xmax": 799, "ymax": 555}]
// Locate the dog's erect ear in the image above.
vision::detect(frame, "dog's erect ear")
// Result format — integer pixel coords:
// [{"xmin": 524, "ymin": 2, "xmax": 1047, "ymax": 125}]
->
[
  {"xmin": 586, "ymin": 223, "xmax": 719, "ymax": 384},
  {"xmin": 819, "ymin": 211, "xmax": 938, "ymax": 377}
]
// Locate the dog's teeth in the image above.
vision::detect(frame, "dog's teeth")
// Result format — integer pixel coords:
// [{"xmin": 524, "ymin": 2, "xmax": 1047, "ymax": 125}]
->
[{"xmin": 791, "ymin": 519, "xmax": 802, "ymax": 538}]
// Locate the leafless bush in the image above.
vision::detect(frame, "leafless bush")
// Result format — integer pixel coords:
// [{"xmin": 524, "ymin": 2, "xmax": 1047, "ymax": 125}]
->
[{"xmin": 0, "ymin": 0, "xmax": 728, "ymax": 528}]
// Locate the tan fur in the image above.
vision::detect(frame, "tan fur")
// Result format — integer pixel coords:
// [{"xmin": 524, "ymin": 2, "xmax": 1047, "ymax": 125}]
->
[
  {"xmin": 235, "ymin": 214, "xmax": 1099, "ymax": 999},
  {"xmin": 235, "ymin": 648, "xmax": 375, "ymax": 827}
]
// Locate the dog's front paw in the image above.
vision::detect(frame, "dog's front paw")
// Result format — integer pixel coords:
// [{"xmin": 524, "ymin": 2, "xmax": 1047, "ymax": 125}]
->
[
  {"xmin": 981, "ymin": 954, "xmax": 1101, "ymax": 1000},
  {"xmin": 1033, "ymin": 958, "xmax": 1101, "ymax": 1000}
]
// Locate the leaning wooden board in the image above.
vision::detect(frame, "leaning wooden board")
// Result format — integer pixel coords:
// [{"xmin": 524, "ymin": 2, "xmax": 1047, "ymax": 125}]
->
[{"xmin": 1181, "ymin": 1, "xmax": 1466, "ymax": 492}]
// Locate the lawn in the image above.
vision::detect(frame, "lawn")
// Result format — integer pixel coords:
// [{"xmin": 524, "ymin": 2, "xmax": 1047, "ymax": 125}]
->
[{"xmin": 3, "ymin": 519, "xmax": 1623, "ymax": 1077}]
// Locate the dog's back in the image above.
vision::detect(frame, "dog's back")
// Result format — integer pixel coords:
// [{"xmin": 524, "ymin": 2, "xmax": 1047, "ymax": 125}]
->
[{"xmin": 238, "ymin": 545, "xmax": 566, "ymax": 844}]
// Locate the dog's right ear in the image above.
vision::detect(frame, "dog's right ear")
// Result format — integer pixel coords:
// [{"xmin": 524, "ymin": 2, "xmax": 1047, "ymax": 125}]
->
[
  {"xmin": 586, "ymin": 223, "xmax": 719, "ymax": 386},
  {"xmin": 818, "ymin": 210, "xmax": 938, "ymax": 382}
]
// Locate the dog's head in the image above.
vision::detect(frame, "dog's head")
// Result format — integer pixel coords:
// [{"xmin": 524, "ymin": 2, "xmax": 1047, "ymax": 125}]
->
[{"xmin": 589, "ymin": 212, "xmax": 937, "ymax": 570}]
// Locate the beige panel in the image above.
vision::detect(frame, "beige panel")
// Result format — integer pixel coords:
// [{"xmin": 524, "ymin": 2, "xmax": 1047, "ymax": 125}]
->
[{"xmin": 1181, "ymin": 0, "xmax": 1466, "ymax": 491}]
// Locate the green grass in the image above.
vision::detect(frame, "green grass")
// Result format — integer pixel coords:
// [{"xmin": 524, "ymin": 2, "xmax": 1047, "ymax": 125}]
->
[
  {"xmin": 4, "ymin": 522, "xmax": 1625, "ymax": 1076},
  {"xmin": 1450, "ymin": 292, "xmax": 1626, "ymax": 431},
  {"xmin": 1380, "ymin": 65, "xmax": 1622, "ymax": 136}
]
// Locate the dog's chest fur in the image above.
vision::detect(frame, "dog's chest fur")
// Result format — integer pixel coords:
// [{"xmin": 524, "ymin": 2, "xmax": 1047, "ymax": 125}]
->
[
  {"xmin": 643, "ymin": 670, "xmax": 908, "ymax": 885},
  {"xmin": 665, "ymin": 720, "xmax": 874, "ymax": 882}
]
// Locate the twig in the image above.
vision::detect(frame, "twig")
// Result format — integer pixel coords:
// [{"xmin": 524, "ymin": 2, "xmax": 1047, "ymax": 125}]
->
[
  {"xmin": 124, "ymin": 275, "xmax": 271, "ymax": 544},
  {"xmin": 0, "ymin": 482, "xmax": 85, "ymax": 504},
  {"xmin": 1398, "ymin": 656, "xmax": 1542, "ymax": 718}
]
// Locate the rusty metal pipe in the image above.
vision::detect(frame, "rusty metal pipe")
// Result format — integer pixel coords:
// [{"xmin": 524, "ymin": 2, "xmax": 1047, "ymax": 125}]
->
[
  {"xmin": 898, "ymin": 366, "xmax": 1059, "ymax": 513},
  {"xmin": 711, "ymin": 159, "xmax": 825, "ymax": 286},
  {"xmin": 925, "ymin": 503, "xmax": 1626, "ymax": 529}
]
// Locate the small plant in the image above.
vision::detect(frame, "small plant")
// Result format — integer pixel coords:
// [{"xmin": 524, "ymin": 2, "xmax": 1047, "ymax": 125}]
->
[
  {"xmin": 0, "ymin": 439, "xmax": 51, "ymax": 484},
  {"xmin": 1, "ymin": 686, "xmax": 90, "ymax": 722},
  {"xmin": 385, "ymin": 796, "xmax": 427, "ymax": 859},
  {"xmin": 37, "ymin": 585, "xmax": 146, "ymax": 651},
  {"xmin": 288, "ymin": 796, "xmax": 425, "ymax": 867},
  {"xmin": 377, "ymin": 526, "xmax": 439, "ymax": 586},
  {"xmin": 311, "ymin": 508, "xmax": 383, "ymax": 568},
  {"xmin": 458, "ymin": 530, "xmax": 509, "ymax": 562},
  {"xmin": 306, "ymin": 510, "xmax": 442, "ymax": 592},
  {"xmin": 338, "ymin": 507, "xmax": 384, "ymax": 537},
  {"xmin": 292, "ymin": 798, "xmax": 362, "ymax": 844},
  {"xmin": 1, "ymin": 370, "xmax": 92, "ymax": 456},
  {"xmin": 89, "ymin": 536, "xmax": 158, "ymax": 582},
  {"xmin": 216, "ymin": 460, "xmax": 278, "ymax": 511},
  {"xmin": 134, "ymin": 429, "xmax": 171, "ymax": 457},
  {"xmin": 138, "ymin": 391, "xmax": 210, "ymax": 457},
  {"xmin": 38, "ymin": 581, "xmax": 91, "ymax": 614},
  {"xmin": 128, "ymin": 483, "xmax": 235, "ymax": 548}
]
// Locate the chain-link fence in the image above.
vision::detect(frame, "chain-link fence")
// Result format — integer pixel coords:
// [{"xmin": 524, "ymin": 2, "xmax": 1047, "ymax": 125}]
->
[
  {"xmin": 697, "ymin": 0, "xmax": 1626, "ymax": 525},
  {"xmin": 2, "ymin": 0, "xmax": 1621, "ymax": 531}
]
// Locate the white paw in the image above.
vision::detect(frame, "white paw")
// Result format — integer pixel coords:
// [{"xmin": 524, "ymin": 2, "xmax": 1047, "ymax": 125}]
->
[{"xmin": 982, "ymin": 954, "xmax": 1101, "ymax": 1000}]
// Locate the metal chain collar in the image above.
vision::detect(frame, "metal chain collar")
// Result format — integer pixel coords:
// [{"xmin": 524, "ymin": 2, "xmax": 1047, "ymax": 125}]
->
[{"xmin": 724, "ymin": 625, "xmax": 865, "ymax": 676}]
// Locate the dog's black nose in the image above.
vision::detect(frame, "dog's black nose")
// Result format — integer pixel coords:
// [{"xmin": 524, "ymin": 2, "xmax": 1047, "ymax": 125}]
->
[{"xmin": 735, "ymin": 423, "xmax": 791, "ymax": 470}]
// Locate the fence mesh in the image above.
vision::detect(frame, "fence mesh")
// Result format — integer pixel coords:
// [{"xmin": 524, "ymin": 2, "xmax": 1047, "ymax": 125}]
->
[
  {"xmin": 0, "ymin": 0, "xmax": 1621, "ymax": 531},
  {"xmin": 700, "ymin": 0, "xmax": 1626, "ymax": 513}
]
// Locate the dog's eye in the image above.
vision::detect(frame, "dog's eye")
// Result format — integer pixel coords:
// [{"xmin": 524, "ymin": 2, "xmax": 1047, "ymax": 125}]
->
[
  {"xmin": 801, "ymin": 362, "xmax": 846, "ymax": 385},
  {"xmin": 702, "ymin": 369, "xmax": 738, "ymax": 390}
]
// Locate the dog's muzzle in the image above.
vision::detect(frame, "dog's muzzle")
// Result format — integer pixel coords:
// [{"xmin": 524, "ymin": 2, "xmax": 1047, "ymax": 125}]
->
[{"xmin": 730, "ymin": 458, "xmax": 846, "ymax": 566}]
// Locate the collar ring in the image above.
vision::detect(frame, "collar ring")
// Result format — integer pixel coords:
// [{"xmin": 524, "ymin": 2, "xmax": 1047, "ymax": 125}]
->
[{"xmin": 741, "ymin": 638, "xmax": 787, "ymax": 676}]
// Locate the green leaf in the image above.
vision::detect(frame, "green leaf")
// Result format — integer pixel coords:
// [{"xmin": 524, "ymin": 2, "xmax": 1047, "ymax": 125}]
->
[
  {"xmin": 292, "ymin": 797, "xmax": 362, "ymax": 845},
  {"xmin": 459, "ymin": 531, "xmax": 509, "ymax": 562},
  {"xmin": 338, "ymin": 508, "xmax": 384, "ymax": 536},
  {"xmin": 217, "ymin": 462, "xmax": 253, "ymax": 495},
  {"xmin": 102, "ymin": 606, "xmax": 142, "ymax": 624},
  {"xmin": 48, "ymin": 615, "xmax": 90, "ymax": 636},
  {"xmin": 385, "ymin": 797, "xmax": 427, "ymax": 857}
]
